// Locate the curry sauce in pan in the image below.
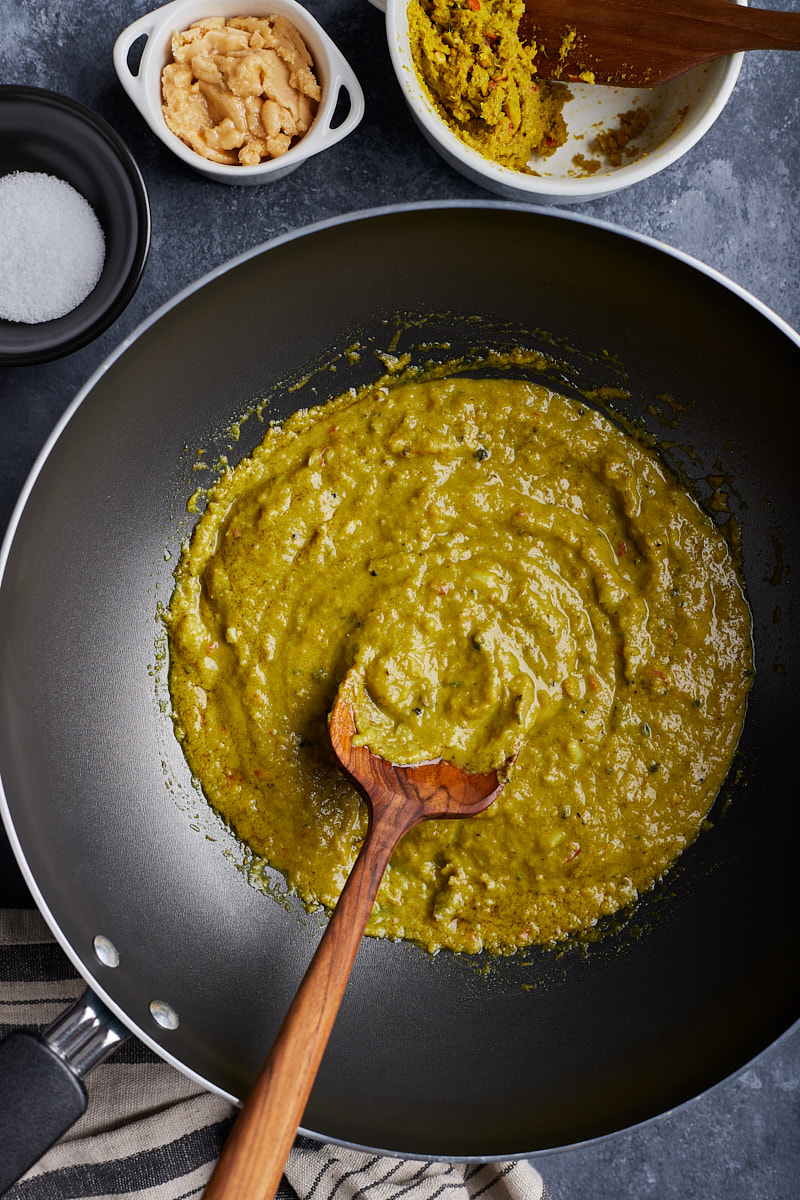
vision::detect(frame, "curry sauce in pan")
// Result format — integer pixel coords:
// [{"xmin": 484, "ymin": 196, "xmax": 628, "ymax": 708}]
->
[{"xmin": 166, "ymin": 376, "xmax": 752, "ymax": 954}]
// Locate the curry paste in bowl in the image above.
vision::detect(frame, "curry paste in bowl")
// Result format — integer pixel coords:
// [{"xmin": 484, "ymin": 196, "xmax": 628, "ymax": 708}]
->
[{"xmin": 166, "ymin": 376, "xmax": 752, "ymax": 954}]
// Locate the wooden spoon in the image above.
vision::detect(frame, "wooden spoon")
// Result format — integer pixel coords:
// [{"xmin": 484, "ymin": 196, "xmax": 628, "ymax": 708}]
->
[
  {"xmin": 203, "ymin": 680, "xmax": 508, "ymax": 1200},
  {"xmin": 518, "ymin": 0, "xmax": 800, "ymax": 87}
]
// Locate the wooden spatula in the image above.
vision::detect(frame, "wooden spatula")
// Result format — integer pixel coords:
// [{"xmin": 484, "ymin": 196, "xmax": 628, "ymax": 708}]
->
[
  {"xmin": 202, "ymin": 678, "xmax": 509, "ymax": 1200},
  {"xmin": 519, "ymin": 0, "xmax": 800, "ymax": 87}
]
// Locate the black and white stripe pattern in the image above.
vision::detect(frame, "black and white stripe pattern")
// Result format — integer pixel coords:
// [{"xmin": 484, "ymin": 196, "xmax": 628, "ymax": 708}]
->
[
  {"xmin": 286, "ymin": 1143, "xmax": 551, "ymax": 1200},
  {"xmin": 0, "ymin": 910, "xmax": 552, "ymax": 1200}
]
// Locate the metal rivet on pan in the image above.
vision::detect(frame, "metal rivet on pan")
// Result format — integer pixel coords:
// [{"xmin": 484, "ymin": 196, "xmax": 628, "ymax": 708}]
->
[
  {"xmin": 149, "ymin": 1000, "xmax": 180, "ymax": 1030},
  {"xmin": 93, "ymin": 935, "xmax": 120, "ymax": 968}
]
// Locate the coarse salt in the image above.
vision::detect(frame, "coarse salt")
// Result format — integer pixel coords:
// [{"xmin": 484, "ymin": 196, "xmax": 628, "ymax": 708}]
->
[{"xmin": 0, "ymin": 171, "xmax": 105, "ymax": 324}]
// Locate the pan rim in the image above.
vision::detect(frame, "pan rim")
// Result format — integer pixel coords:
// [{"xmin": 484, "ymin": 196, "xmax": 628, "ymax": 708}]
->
[{"xmin": 1, "ymin": 199, "xmax": 799, "ymax": 1161}]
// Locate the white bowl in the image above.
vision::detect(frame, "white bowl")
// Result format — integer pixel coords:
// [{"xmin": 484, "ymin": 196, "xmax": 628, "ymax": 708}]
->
[
  {"xmin": 377, "ymin": 0, "xmax": 744, "ymax": 204},
  {"xmin": 114, "ymin": 0, "xmax": 365, "ymax": 185}
]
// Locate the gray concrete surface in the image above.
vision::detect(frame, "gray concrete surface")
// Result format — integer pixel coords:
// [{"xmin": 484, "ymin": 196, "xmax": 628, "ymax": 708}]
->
[{"xmin": 1, "ymin": 1, "xmax": 798, "ymax": 1196}]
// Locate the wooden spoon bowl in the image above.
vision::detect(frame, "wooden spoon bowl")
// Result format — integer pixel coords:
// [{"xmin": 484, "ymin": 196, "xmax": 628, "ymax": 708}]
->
[
  {"xmin": 520, "ymin": 0, "xmax": 800, "ymax": 88},
  {"xmin": 203, "ymin": 682, "xmax": 508, "ymax": 1200}
]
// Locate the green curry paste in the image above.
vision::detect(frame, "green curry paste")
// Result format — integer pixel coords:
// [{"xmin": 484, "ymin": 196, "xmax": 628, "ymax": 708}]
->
[
  {"xmin": 408, "ymin": 0, "xmax": 568, "ymax": 171},
  {"xmin": 167, "ymin": 377, "xmax": 752, "ymax": 954}
]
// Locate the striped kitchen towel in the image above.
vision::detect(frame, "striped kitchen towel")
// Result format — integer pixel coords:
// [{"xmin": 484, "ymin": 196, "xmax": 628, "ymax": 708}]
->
[{"xmin": 0, "ymin": 909, "xmax": 553, "ymax": 1200}]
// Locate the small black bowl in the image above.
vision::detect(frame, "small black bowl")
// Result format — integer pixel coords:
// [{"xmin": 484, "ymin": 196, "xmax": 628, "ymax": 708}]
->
[{"xmin": 0, "ymin": 86, "xmax": 151, "ymax": 366}]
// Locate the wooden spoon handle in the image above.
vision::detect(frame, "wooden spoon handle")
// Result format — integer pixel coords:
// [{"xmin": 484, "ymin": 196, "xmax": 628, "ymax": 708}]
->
[
  {"xmin": 671, "ymin": 0, "xmax": 800, "ymax": 54},
  {"xmin": 727, "ymin": 5, "xmax": 800, "ymax": 54},
  {"xmin": 202, "ymin": 807, "xmax": 410, "ymax": 1200},
  {"xmin": 540, "ymin": 0, "xmax": 800, "ymax": 54}
]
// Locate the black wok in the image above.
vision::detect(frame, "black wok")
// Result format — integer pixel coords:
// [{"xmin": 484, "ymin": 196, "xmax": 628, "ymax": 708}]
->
[{"xmin": 1, "ymin": 203, "xmax": 798, "ymax": 1176}]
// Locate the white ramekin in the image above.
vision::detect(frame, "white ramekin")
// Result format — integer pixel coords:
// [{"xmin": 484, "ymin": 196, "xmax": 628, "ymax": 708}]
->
[{"xmin": 114, "ymin": 0, "xmax": 365, "ymax": 185}]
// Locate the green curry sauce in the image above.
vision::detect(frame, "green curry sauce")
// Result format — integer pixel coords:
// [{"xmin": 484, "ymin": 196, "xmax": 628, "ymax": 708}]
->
[{"xmin": 167, "ymin": 377, "xmax": 752, "ymax": 953}]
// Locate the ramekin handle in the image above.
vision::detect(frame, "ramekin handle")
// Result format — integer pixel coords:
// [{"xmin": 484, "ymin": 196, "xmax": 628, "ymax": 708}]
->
[
  {"xmin": 112, "ymin": 10, "xmax": 162, "ymax": 109},
  {"xmin": 314, "ymin": 47, "xmax": 366, "ymax": 151}
]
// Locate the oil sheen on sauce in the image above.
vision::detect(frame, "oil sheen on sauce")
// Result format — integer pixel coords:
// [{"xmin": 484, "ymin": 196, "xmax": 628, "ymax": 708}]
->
[{"xmin": 166, "ymin": 377, "xmax": 753, "ymax": 954}]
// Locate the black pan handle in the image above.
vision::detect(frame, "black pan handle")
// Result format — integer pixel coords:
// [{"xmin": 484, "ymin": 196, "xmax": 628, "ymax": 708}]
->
[{"xmin": 0, "ymin": 988, "xmax": 128, "ymax": 1194}]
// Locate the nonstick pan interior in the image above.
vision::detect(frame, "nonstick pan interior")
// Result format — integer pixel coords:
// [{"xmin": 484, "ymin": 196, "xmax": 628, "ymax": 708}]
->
[{"xmin": 1, "ymin": 203, "xmax": 798, "ymax": 1159}]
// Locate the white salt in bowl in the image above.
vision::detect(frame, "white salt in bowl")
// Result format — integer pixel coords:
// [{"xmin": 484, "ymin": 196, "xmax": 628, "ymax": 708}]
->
[
  {"xmin": 113, "ymin": 0, "xmax": 365, "ymax": 185},
  {"xmin": 373, "ymin": 0, "xmax": 744, "ymax": 204},
  {"xmin": 0, "ymin": 87, "xmax": 150, "ymax": 366}
]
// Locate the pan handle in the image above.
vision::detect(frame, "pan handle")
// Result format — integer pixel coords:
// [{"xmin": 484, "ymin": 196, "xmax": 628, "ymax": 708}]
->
[{"xmin": 0, "ymin": 987, "xmax": 128, "ymax": 1193}]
